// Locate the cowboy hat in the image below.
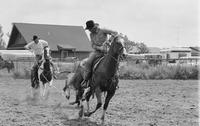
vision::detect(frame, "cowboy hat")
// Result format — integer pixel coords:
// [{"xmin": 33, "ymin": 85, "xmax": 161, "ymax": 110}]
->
[{"xmin": 85, "ymin": 20, "xmax": 99, "ymax": 30}]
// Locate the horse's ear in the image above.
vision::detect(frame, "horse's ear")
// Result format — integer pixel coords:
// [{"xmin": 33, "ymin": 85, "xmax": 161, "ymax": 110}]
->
[
  {"xmin": 115, "ymin": 35, "xmax": 124, "ymax": 44},
  {"xmin": 44, "ymin": 46, "xmax": 49, "ymax": 49}
]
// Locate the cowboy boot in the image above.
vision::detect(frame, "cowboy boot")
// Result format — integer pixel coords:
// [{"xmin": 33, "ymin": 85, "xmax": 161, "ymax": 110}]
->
[{"xmin": 35, "ymin": 68, "xmax": 39, "ymax": 84}]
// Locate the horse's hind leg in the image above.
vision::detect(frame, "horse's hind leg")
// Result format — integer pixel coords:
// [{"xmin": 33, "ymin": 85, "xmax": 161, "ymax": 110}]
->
[
  {"xmin": 76, "ymin": 88, "xmax": 84, "ymax": 106},
  {"xmin": 69, "ymin": 89, "xmax": 83, "ymax": 106},
  {"xmin": 85, "ymin": 87, "xmax": 93, "ymax": 112},
  {"xmin": 76, "ymin": 88, "xmax": 87, "ymax": 118},
  {"xmin": 41, "ymin": 83, "xmax": 47, "ymax": 97},
  {"xmin": 101, "ymin": 91, "xmax": 115, "ymax": 125}
]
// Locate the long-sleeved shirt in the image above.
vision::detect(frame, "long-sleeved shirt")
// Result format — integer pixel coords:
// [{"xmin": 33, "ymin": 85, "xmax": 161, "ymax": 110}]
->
[
  {"xmin": 24, "ymin": 40, "xmax": 48, "ymax": 55},
  {"xmin": 90, "ymin": 28, "xmax": 117, "ymax": 51}
]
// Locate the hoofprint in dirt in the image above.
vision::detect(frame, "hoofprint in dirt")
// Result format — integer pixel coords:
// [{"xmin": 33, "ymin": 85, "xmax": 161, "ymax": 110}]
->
[{"xmin": 0, "ymin": 77, "xmax": 198, "ymax": 126}]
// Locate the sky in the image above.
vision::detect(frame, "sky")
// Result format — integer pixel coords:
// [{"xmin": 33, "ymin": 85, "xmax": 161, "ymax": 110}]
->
[{"xmin": 0, "ymin": 0, "xmax": 199, "ymax": 48}]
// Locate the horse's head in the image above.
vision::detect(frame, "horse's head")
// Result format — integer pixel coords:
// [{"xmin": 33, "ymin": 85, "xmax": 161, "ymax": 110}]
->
[
  {"xmin": 44, "ymin": 46, "xmax": 51, "ymax": 60},
  {"xmin": 110, "ymin": 35, "xmax": 127, "ymax": 59}
]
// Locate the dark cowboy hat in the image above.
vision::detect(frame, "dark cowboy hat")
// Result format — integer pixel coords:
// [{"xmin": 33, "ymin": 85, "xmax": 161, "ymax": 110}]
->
[
  {"xmin": 32, "ymin": 35, "xmax": 39, "ymax": 40},
  {"xmin": 85, "ymin": 20, "xmax": 99, "ymax": 30}
]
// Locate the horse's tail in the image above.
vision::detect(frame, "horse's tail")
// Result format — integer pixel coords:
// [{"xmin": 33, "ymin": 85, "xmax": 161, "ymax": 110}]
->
[
  {"xmin": 73, "ymin": 61, "xmax": 80, "ymax": 72},
  {"xmin": 67, "ymin": 73, "xmax": 76, "ymax": 84}
]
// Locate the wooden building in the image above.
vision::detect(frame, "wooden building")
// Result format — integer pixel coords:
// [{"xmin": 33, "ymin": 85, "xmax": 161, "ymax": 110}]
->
[{"xmin": 7, "ymin": 23, "xmax": 92, "ymax": 60}]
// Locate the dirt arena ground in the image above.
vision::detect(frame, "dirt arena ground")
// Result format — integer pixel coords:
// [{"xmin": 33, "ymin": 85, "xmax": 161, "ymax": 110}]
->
[{"xmin": 0, "ymin": 73, "xmax": 198, "ymax": 126}]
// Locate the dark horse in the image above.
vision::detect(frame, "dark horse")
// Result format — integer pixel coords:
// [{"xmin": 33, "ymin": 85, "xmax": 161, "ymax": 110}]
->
[{"xmin": 64, "ymin": 35, "xmax": 127, "ymax": 124}]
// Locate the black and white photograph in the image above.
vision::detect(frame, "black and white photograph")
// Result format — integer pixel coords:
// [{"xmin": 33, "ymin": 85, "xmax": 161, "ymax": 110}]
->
[{"xmin": 0, "ymin": 0, "xmax": 199, "ymax": 125}]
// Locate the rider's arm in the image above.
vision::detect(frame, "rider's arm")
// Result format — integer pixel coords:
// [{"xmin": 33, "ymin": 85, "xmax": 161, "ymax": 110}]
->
[
  {"xmin": 91, "ymin": 43, "xmax": 104, "ymax": 51},
  {"xmin": 41, "ymin": 40, "xmax": 48, "ymax": 48},
  {"xmin": 101, "ymin": 28, "xmax": 118, "ymax": 36},
  {"xmin": 24, "ymin": 42, "xmax": 33, "ymax": 50},
  {"xmin": 102, "ymin": 28, "xmax": 118, "ymax": 46}
]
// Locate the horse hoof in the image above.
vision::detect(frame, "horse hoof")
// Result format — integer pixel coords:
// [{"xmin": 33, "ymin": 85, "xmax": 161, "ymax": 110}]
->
[
  {"xmin": 84, "ymin": 112, "xmax": 91, "ymax": 117},
  {"xmin": 101, "ymin": 121, "xmax": 105, "ymax": 126}
]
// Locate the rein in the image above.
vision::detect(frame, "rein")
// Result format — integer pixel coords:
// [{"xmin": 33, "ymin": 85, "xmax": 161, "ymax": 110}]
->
[
  {"xmin": 106, "ymin": 54, "xmax": 119, "ymax": 63},
  {"xmin": 39, "ymin": 67, "xmax": 52, "ymax": 73}
]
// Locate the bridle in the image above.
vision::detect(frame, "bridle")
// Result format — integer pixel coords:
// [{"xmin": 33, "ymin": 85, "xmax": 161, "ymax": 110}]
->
[
  {"xmin": 106, "ymin": 46, "xmax": 125, "ymax": 63},
  {"xmin": 39, "ymin": 47, "xmax": 52, "ymax": 73},
  {"xmin": 106, "ymin": 36, "xmax": 126, "ymax": 63},
  {"xmin": 44, "ymin": 47, "xmax": 50, "ymax": 60}
]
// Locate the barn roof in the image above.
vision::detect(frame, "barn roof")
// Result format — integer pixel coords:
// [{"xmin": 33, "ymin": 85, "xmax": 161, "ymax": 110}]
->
[
  {"xmin": 57, "ymin": 44, "xmax": 76, "ymax": 50},
  {"xmin": 7, "ymin": 23, "xmax": 92, "ymax": 51}
]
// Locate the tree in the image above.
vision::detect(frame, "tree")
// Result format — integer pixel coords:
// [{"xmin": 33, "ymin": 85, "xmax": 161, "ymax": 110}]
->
[
  {"xmin": 122, "ymin": 34, "xmax": 149, "ymax": 54},
  {"xmin": 0, "ymin": 25, "xmax": 6, "ymax": 49},
  {"xmin": 123, "ymin": 35, "xmax": 136, "ymax": 53},
  {"xmin": 135, "ymin": 42, "xmax": 149, "ymax": 54}
]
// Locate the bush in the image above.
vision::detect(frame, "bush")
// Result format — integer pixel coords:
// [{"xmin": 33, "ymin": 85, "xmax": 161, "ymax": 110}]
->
[
  {"xmin": 119, "ymin": 62, "xmax": 199, "ymax": 80},
  {"xmin": 11, "ymin": 62, "xmax": 200, "ymax": 80},
  {"xmin": 188, "ymin": 66, "xmax": 199, "ymax": 79},
  {"xmin": 119, "ymin": 64, "xmax": 148, "ymax": 79}
]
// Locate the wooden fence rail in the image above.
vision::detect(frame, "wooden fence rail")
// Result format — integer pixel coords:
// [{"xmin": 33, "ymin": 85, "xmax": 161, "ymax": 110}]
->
[{"xmin": 3, "ymin": 57, "xmax": 200, "ymax": 73}]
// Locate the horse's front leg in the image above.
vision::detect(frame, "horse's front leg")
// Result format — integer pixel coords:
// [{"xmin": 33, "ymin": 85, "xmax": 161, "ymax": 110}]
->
[
  {"xmin": 78, "ymin": 99, "xmax": 84, "ymax": 118},
  {"xmin": 84, "ymin": 87, "xmax": 102, "ymax": 117},
  {"xmin": 101, "ymin": 91, "xmax": 115, "ymax": 125},
  {"xmin": 49, "ymin": 79, "xmax": 53, "ymax": 87},
  {"xmin": 85, "ymin": 87, "xmax": 93, "ymax": 113}
]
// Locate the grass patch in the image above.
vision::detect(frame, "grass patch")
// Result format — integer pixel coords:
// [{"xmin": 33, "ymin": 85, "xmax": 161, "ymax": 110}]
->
[{"xmin": 119, "ymin": 63, "xmax": 199, "ymax": 80}]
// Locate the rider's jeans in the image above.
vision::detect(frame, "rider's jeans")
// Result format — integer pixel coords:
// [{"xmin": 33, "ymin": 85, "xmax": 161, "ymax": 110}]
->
[{"xmin": 84, "ymin": 51, "xmax": 104, "ymax": 81}]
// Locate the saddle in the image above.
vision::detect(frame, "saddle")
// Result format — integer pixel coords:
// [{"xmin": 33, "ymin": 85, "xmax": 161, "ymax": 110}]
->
[
  {"xmin": 80, "ymin": 54, "xmax": 104, "ymax": 88},
  {"xmin": 80, "ymin": 54, "xmax": 104, "ymax": 74},
  {"xmin": 92, "ymin": 56, "xmax": 104, "ymax": 72}
]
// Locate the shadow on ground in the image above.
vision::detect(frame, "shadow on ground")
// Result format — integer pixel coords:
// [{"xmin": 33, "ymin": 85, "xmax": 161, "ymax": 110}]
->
[{"xmin": 60, "ymin": 117, "xmax": 100, "ymax": 126}]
